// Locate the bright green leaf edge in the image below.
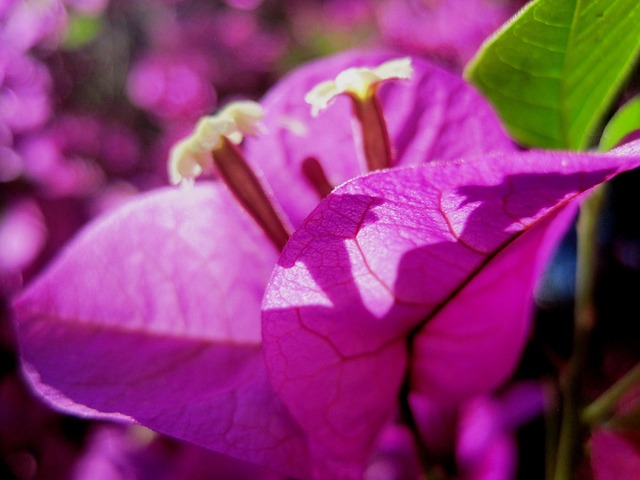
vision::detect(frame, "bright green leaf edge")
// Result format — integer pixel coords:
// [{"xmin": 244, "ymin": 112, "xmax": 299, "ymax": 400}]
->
[
  {"xmin": 465, "ymin": 0, "xmax": 640, "ymax": 151},
  {"xmin": 599, "ymin": 96, "xmax": 640, "ymax": 151}
]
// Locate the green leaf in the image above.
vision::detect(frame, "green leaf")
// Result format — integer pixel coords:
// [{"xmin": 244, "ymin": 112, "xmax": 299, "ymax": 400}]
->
[
  {"xmin": 465, "ymin": 0, "xmax": 640, "ymax": 150},
  {"xmin": 599, "ymin": 96, "xmax": 640, "ymax": 151},
  {"xmin": 62, "ymin": 14, "xmax": 103, "ymax": 50}
]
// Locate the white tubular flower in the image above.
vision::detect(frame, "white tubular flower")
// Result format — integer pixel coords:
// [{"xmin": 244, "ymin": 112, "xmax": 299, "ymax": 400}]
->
[
  {"xmin": 168, "ymin": 139, "xmax": 209, "ymax": 186},
  {"xmin": 372, "ymin": 57, "xmax": 413, "ymax": 81},
  {"xmin": 219, "ymin": 101, "xmax": 267, "ymax": 140},
  {"xmin": 192, "ymin": 116, "xmax": 237, "ymax": 150},
  {"xmin": 168, "ymin": 101, "xmax": 265, "ymax": 185},
  {"xmin": 305, "ymin": 80, "xmax": 342, "ymax": 117},
  {"xmin": 304, "ymin": 57, "xmax": 413, "ymax": 117}
]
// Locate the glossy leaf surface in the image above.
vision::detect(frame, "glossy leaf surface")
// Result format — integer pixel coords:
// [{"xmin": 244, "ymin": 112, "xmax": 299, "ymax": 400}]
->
[
  {"xmin": 600, "ymin": 95, "xmax": 640, "ymax": 151},
  {"xmin": 466, "ymin": 0, "xmax": 640, "ymax": 149}
]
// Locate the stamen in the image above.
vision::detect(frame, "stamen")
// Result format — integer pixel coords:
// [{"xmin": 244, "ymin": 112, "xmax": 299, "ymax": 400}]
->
[
  {"xmin": 301, "ymin": 157, "xmax": 334, "ymax": 199},
  {"xmin": 168, "ymin": 101, "xmax": 291, "ymax": 251},
  {"xmin": 304, "ymin": 57, "xmax": 413, "ymax": 171},
  {"xmin": 168, "ymin": 101, "xmax": 267, "ymax": 185},
  {"xmin": 220, "ymin": 101, "xmax": 267, "ymax": 139},
  {"xmin": 305, "ymin": 57, "xmax": 412, "ymax": 116},
  {"xmin": 214, "ymin": 137, "xmax": 291, "ymax": 251},
  {"xmin": 168, "ymin": 139, "xmax": 209, "ymax": 185},
  {"xmin": 352, "ymin": 92, "xmax": 393, "ymax": 172}
]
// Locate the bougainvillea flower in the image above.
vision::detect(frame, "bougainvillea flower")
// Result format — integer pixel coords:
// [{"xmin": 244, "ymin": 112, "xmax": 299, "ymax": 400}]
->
[
  {"xmin": 11, "ymin": 46, "xmax": 640, "ymax": 479},
  {"xmin": 0, "ymin": 0, "xmax": 66, "ymax": 53},
  {"xmin": 10, "ymin": 50, "xmax": 514, "ymax": 477},
  {"xmin": 243, "ymin": 49, "xmax": 515, "ymax": 227},
  {"xmin": 126, "ymin": 52, "xmax": 217, "ymax": 122},
  {"xmin": 0, "ymin": 44, "xmax": 52, "ymax": 135},
  {"xmin": 0, "ymin": 199, "xmax": 46, "ymax": 276}
]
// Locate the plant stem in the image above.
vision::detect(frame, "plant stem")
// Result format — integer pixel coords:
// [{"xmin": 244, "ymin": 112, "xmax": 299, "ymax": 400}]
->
[
  {"xmin": 582, "ymin": 362, "xmax": 640, "ymax": 426},
  {"xmin": 545, "ymin": 388, "xmax": 560, "ymax": 480},
  {"xmin": 553, "ymin": 185, "xmax": 606, "ymax": 480},
  {"xmin": 213, "ymin": 137, "xmax": 291, "ymax": 251},
  {"xmin": 350, "ymin": 93, "xmax": 394, "ymax": 171},
  {"xmin": 606, "ymin": 407, "xmax": 640, "ymax": 430}
]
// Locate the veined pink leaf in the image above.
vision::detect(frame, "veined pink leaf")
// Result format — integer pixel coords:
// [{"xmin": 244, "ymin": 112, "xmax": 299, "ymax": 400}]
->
[
  {"xmin": 261, "ymin": 141, "xmax": 640, "ymax": 478},
  {"xmin": 13, "ymin": 184, "xmax": 310, "ymax": 478}
]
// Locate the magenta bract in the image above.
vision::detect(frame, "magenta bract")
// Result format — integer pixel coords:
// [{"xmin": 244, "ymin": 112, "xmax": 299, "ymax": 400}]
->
[
  {"xmin": 11, "ymin": 44, "xmax": 640, "ymax": 479},
  {"xmin": 261, "ymin": 142, "xmax": 640, "ymax": 476},
  {"xmin": 14, "ymin": 185, "xmax": 310, "ymax": 478},
  {"xmin": 244, "ymin": 49, "xmax": 515, "ymax": 227}
]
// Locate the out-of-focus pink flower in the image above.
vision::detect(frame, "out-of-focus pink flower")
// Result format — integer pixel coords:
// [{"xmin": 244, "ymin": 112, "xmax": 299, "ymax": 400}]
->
[
  {"xmin": 291, "ymin": 0, "xmax": 373, "ymax": 31},
  {"xmin": 18, "ymin": 133, "xmax": 105, "ymax": 197},
  {"xmin": 376, "ymin": 0, "xmax": 523, "ymax": 68},
  {"xmin": 0, "ymin": 199, "xmax": 47, "ymax": 293},
  {"xmin": 127, "ymin": 53, "xmax": 217, "ymax": 121},
  {"xmin": 179, "ymin": 8, "xmax": 285, "ymax": 93},
  {"xmin": 0, "ymin": 46, "xmax": 52, "ymax": 134},
  {"xmin": 590, "ymin": 429, "xmax": 640, "ymax": 480},
  {"xmin": 588, "ymin": 380, "xmax": 640, "ymax": 479},
  {"xmin": 225, "ymin": 0, "xmax": 263, "ymax": 10},
  {"xmin": 46, "ymin": 115, "xmax": 141, "ymax": 175},
  {"xmin": 72, "ymin": 425, "xmax": 286, "ymax": 480},
  {"xmin": 17, "ymin": 114, "xmax": 143, "ymax": 197},
  {"xmin": 456, "ymin": 383, "xmax": 546, "ymax": 480},
  {"xmin": 364, "ymin": 424, "xmax": 421, "ymax": 480},
  {"xmin": 0, "ymin": 145, "xmax": 22, "ymax": 182},
  {"xmin": 0, "ymin": 199, "xmax": 46, "ymax": 273},
  {"xmin": 0, "ymin": 0, "xmax": 66, "ymax": 52}
]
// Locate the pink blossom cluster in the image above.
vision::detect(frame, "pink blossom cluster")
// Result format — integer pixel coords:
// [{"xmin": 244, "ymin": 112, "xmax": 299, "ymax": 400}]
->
[{"xmin": 2, "ymin": 1, "xmax": 640, "ymax": 479}]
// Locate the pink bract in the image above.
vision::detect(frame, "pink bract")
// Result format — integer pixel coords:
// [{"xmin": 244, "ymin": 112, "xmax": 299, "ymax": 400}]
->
[
  {"xmin": 11, "ymin": 50, "xmax": 518, "ymax": 477},
  {"xmin": 244, "ymin": 49, "xmax": 515, "ymax": 227},
  {"xmin": 261, "ymin": 142, "xmax": 640, "ymax": 476},
  {"xmin": 11, "ymin": 44, "xmax": 640, "ymax": 479},
  {"xmin": 14, "ymin": 185, "xmax": 311, "ymax": 478}
]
